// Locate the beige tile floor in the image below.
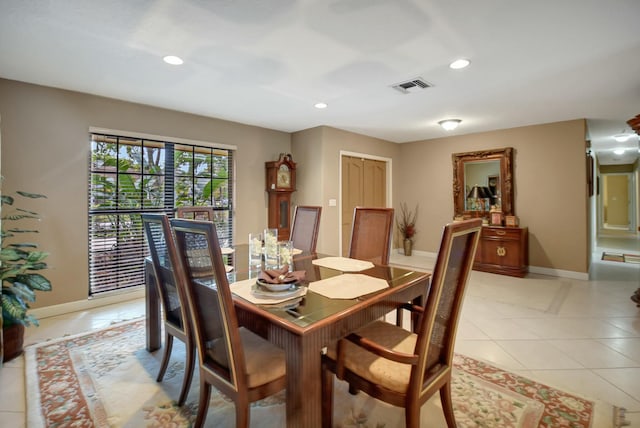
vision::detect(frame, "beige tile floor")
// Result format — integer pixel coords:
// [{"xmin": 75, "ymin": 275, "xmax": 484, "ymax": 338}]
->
[{"xmin": 1, "ymin": 234, "xmax": 638, "ymax": 426}]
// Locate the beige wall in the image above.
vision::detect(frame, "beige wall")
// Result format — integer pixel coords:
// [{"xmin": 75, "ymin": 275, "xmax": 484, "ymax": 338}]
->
[
  {"xmin": 1, "ymin": 77, "xmax": 592, "ymax": 312},
  {"xmin": 0, "ymin": 78, "xmax": 290, "ymax": 309},
  {"xmin": 292, "ymin": 126, "xmax": 400, "ymax": 256},
  {"xmin": 398, "ymin": 119, "xmax": 589, "ymax": 273}
]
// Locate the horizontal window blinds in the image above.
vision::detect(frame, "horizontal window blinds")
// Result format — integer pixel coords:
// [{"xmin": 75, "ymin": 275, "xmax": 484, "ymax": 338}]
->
[{"xmin": 88, "ymin": 133, "xmax": 234, "ymax": 296}]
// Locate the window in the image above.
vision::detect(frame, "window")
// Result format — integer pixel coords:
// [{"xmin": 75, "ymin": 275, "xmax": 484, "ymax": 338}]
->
[{"xmin": 88, "ymin": 132, "xmax": 234, "ymax": 295}]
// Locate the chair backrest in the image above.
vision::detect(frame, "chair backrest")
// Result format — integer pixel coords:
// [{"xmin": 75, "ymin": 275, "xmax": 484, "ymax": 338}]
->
[
  {"xmin": 290, "ymin": 205, "xmax": 322, "ymax": 253},
  {"xmin": 348, "ymin": 207, "xmax": 394, "ymax": 265},
  {"xmin": 170, "ymin": 218, "xmax": 248, "ymax": 392},
  {"xmin": 142, "ymin": 213, "xmax": 189, "ymax": 331},
  {"xmin": 176, "ymin": 206, "xmax": 215, "ymax": 221},
  {"xmin": 414, "ymin": 219, "xmax": 482, "ymax": 389}
]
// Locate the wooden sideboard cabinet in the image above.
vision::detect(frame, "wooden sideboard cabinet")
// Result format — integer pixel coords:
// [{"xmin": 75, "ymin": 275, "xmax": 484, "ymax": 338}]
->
[{"xmin": 473, "ymin": 226, "xmax": 528, "ymax": 277}]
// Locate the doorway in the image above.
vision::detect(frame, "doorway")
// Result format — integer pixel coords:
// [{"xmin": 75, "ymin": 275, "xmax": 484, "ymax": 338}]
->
[
  {"xmin": 340, "ymin": 152, "xmax": 391, "ymax": 256},
  {"xmin": 600, "ymin": 172, "xmax": 635, "ymax": 232}
]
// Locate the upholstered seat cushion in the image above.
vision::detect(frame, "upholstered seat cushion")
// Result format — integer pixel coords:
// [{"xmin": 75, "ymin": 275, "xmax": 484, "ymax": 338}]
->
[
  {"xmin": 207, "ymin": 327, "xmax": 286, "ymax": 387},
  {"xmin": 326, "ymin": 320, "xmax": 416, "ymax": 394}
]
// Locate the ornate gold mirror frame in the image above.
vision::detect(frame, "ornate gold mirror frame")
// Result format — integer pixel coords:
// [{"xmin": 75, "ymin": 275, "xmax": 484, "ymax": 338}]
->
[{"xmin": 452, "ymin": 147, "xmax": 514, "ymax": 217}]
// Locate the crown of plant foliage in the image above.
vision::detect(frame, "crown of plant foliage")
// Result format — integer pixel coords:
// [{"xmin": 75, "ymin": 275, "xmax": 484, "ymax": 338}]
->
[
  {"xmin": 1, "ymin": 190, "xmax": 52, "ymax": 327},
  {"xmin": 397, "ymin": 202, "xmax": 418, "ymax": 241}
]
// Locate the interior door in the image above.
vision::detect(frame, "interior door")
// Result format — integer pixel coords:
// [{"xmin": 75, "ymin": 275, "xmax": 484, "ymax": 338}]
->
[
  {"xmin": 341, "ymin": 156, "xmax": 387, "ymax": 255},
  {"xmin": 603, "ymin": 173, "xmax": 631, "ymax": 228}
]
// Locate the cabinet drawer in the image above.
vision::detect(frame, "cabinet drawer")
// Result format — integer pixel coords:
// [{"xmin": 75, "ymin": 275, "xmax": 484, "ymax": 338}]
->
[{"xmin": 481, "ymin": 227, "xmax": 521, "ymax": 240}]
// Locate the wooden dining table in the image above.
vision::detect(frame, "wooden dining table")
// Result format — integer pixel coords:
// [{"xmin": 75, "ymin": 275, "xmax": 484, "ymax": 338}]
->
[{"xmin": 145, "ymin": 245, "xmax": 430, "ymax": 428}]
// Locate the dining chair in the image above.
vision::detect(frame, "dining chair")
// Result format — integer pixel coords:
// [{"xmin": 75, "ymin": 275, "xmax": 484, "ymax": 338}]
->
[
  {"xmin": 141, "ymin": 213, "xmax": 195, "ymax": 406},
  {"xmin": 290, "ymin": 205, "xmax": 322, "ymax": 253},
  {"xmin": 348, "ymin": 207, "xmax": 394, "ymax": 265},
  {"xmin": 321, "ymin": 218, "xmax": 482, "ymax": 428},
  {"xmin": 170, "ymin": 218, "xmax": 287, "ymax": 428},
  {"xmin": 175, "ymin": 206, "xmax": 215, "ymax": 221}
]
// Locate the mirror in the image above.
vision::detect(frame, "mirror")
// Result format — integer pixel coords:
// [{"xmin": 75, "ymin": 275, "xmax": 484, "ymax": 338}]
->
[{"xmin": 452, "ymin": 147, "xmax": 514, "ymax": 217}]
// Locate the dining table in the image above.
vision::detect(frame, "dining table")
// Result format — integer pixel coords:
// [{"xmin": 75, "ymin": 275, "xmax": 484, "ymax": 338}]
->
[{"xmin": 145, "ymin": 244, "xmax": 430, "ymax": 428}]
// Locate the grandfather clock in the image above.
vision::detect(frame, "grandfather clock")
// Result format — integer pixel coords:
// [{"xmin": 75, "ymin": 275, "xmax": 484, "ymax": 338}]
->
[{"xmin": 265, "ymin": 153, "xmax": 296, "ymax": 241}]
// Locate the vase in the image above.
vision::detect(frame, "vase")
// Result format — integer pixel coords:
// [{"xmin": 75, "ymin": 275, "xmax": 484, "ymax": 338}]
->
[
  {"xmin": 2, "ymin": 323, "xmax": 25, "ymax": 363},
  {"xmin": 403, "ymin": 239, "xmax": 413, "ymax": 257}
]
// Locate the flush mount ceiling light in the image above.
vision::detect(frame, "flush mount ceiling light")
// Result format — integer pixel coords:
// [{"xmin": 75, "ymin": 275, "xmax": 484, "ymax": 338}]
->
[
  {"xmin": 613, "ymin": 148, "xmax": 626, "ymax": 155},
  {"xmin": 438, "ymin": 119, "xmax": 461, "ymax": 131},
  {"xmin": 449, "ymin": 59, "xmax": 470, "ymax": 69},
  {"xmin": 314, "ymin": 102, "xmax": 328, "ymax": 109},
  {"xmin": 163, "ymin": 55, "xmax": 183, "ymax": 65},
  {"xmin": 613, "ymin": 134, "xmax": 630, "ymax": 142}
]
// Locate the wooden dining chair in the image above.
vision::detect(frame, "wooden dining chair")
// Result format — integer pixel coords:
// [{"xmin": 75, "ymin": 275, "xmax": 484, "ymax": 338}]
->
[
  {"xmin": 348, "ymin": 207, "xmax": 394, "ymax": 265},
  {"xmin": 321, "ymin": 218, "xmax": 482, "ymax": 428},
  {"xmin": 142, "ymin": 213, "xmax": 195, "ymax": 406},
  {"xmin": 170, "ymin": 218, "xmax": 287, "ymax": 428},
  {"xmin": 290, "ymin": 205, "xmax": 322, "ymax": 253},
  {"xmin": 175, "ymin": 206, "xmax": 215, "ymax": 221}
]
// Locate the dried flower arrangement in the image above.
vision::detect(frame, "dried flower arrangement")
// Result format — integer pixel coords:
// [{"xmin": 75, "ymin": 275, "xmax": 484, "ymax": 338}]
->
[{"xmin": 397, "ymin": 202, "xmax": 418, "ymax": 242}]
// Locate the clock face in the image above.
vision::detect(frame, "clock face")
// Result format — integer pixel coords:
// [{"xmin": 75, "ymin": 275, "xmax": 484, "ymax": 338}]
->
[{"xmin": 277, "ymin": 164, "xmax": 291, "ymax": 188}]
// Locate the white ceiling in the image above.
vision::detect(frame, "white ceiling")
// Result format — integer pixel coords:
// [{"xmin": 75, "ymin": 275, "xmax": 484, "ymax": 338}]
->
[{"xmin": 1, "ymin": 0, "xmax": 639, "ymax": 165}]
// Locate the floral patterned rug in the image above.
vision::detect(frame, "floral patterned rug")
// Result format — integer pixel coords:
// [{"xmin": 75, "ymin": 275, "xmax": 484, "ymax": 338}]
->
[{"xmin": 25, "ymin": 318, "xmax": 626, "ymax": 427}]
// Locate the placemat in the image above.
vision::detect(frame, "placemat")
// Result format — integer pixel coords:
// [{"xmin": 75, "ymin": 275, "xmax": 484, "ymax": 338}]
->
[
  {"xmin": 308, "ymin": 273, "xmax": 388, "ymax": 299},
  {"xmin": 312, "ymin": 257, "xmax": 374, "ymax": 272}
]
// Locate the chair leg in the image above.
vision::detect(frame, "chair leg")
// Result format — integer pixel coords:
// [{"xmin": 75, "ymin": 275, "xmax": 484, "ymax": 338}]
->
[
  {"xmin": 405, "ymin": 401, "xmax": 421, "ymax": 428},
  {"xmin": 156, "ymin": 333, "xmax": 174, "ymax": 382},
  {"xmin": 439, "ymin": 382, "xmax": 456, "ymax": 428},
  {"xmin": 177, "ymin": 342, "xmax": 196, "ymax": 406},
  {"xmin": 321, "ymin": 362, "xmax": 334, "ymax": 428},
  {"xmin": 194, "ymin": 378, "xmax": 211, "ymax": 428},
  {"xmin": 235, "ymin": 396, "xmax": 250, "ymax": 428},
  {"xmin": 396, "ymin": 308, "xmax": 404, "ymax": 327}
]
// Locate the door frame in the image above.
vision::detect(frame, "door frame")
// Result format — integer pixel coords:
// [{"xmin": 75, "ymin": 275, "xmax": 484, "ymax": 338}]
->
[
  {"xmin": 598, "ymin": 172, "xmax": 636, "ymax": 233},
  {"xmin": 339, "ymin": 150, "xmax": 392, "ymax": 256}
]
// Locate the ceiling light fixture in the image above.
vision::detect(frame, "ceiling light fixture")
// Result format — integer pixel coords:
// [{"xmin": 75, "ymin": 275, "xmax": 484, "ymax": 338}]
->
[
  {"xmin": 163, "ymin": 55, "xmax": 183, "ymax": 65},
  {"xmin": 314, "ymin": 102, "xmax": 328, "ymax": 109},
  {"xmin": 449, "ymin": 59, "xmax": 470, "ymax": 69},
  {"xmin": 438, "ymin": 119, "xmax": 461, "ymax": 131},
  {"xmin": 613, "ymin": 148, "xmax": 625, "ymax": 155},
  {"xmin": 613, "ymin": 134, "xmax": 630, "ymax": 142}
]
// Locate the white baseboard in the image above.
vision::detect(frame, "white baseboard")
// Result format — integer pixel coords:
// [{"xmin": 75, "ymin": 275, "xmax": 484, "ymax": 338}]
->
[
  {"xmin": 524, "ymin": 266, "xmax": 588, "ymax": 280},
  {"xmin": 30, "ymin": 287, "xmax": 145, "ymax": 320}
]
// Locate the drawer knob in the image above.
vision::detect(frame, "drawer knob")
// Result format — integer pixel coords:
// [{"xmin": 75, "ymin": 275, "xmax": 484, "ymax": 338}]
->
[
  {"xmin": 497, "ymin": 246, "xmax": 507, "ymax": 257},
  {"xmin": 495, "ymin": 230, "xmax": 506, "ymax": 236}
]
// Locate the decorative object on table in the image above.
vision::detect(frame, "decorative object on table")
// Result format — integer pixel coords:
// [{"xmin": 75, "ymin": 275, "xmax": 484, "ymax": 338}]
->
[
  {"xmin": 263, "ymin": 228, "xmax": 279, "ymax": 268},
  {"xmin": 1, "ymin": 188, "xmax": 52, "ymax": 363},
  {"xmin": 248, "ymin": 232, "xmax": 263, "ymax": 269},
  {"xmin": 265, "ymin": 153, "xmax": 297, "ymax": 241},
  {"xmin": 277, "ymin": 240, "xmax": 293, "ymax": 270},
  {"xmin": 396, "ymin": 202, "xmax": 418, "ymax": 256},
  {"xmin": 490, "ymin": 205, "xmax": 503, "ymax": 226},
  {"xmin": 258, "ymin": 265, "xmax": 306, "ymax": 286},
  {"xmin": 505, "ymin": 215, "xmax": 519, "ymax": 227},
  {"xmin": 25, "ymin": 318, "xmax": 627, "ymax": 428}
]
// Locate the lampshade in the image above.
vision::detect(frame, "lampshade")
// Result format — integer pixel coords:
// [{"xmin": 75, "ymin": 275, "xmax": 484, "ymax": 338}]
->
[
  {"xmin": 467, "ymin": 185, "xmax": 489, "ymax": 199},
  {"xmin": 438, "ymin": 119, "xmax": 461, "ymax": 131}
]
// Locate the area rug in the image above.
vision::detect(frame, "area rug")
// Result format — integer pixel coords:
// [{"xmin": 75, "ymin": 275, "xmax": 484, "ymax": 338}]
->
[
  {"xmin": 25, "ymin": 319, "xmax": 627, "ymax": 428},
  {"xmin": 602, "ymin": 252, "xmax": 640, "ymax": 264}
]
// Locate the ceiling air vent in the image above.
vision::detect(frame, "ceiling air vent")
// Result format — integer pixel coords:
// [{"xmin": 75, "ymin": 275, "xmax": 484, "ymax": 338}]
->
[{"xmin": 391, "ymin": 78, "xmax": 432, "ymax": 94}]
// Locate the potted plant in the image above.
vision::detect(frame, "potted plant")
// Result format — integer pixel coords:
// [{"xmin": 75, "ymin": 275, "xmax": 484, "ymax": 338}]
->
[
  {"xmin": 397, "ymin": 202, "xmax": 418, "ymax": 256},
  {"xmin": 1, "ymin": 189, "xmax": 51, "ymax": 362}
]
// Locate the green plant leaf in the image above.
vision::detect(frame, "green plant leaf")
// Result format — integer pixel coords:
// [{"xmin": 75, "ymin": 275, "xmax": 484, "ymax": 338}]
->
[
  {"xmin": 10, "ymin": 281, "xmax": 37, "ymax": 302},
  {"xmin": 16, "ymin": 191, "xmax": 47, "ymax": 199},
  {"xmin": 18, "ymin": 273, "xmax": 52, "ymax": 292},
  {"xmin": 1, "ymin": 292, "xmax": 28, "ymax": 323},
  {"xmin": 0, "ymin": 247, "xmax": 29, "ymax": 261},
  {"xmin": 1, "ymin": 195, "xmax": 14, "ymax": 205}
]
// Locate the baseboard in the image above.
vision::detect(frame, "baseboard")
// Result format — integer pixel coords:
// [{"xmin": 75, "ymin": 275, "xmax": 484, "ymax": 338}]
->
[
  {"xmin": 30, "ymin": 287, "xmax": 145, "ymax": 320},
  {"xmin": 528, "ymin": 266, "xmax": 588, "ymax": 280}
]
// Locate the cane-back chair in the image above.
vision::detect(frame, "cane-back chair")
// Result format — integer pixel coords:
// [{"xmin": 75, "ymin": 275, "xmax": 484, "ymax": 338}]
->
[
  {"xmin": 290, "ymin": 205, "xmax": 322, "ymax": 253},
  {"xmin": 321, "ymin": 218, "xmax": 482, "ymax": 428},
  {"xmin": 348, "ymin": 207, "xmax": 394, "ymax": 265},
  {"xmin": 142, "ymin": 213, "xmax": 195, "ymax": 406},
  {"xmin": 170, "ymin": 218, "xmax": 287, "ymax": 428}
]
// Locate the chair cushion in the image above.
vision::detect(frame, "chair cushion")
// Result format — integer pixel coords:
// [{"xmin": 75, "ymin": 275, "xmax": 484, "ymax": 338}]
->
[
  {"xmin": 326, "ymin": 320, "xmax": 416, "ymax": 394},
  {"xmin": 207, "ymin": 327, "xmax": 286, "ymax": 388}
]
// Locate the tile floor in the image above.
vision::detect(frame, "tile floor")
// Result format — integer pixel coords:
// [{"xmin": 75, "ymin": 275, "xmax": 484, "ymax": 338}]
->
[{"xmin": 1, "ymin": 234, "xmax": 638, "ymax": 426}]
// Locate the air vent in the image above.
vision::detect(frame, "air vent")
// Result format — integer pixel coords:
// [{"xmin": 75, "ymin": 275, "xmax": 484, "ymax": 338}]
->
[{"xmin": 391, "ymin": 78, "xmax": 433, "ymax": 94}]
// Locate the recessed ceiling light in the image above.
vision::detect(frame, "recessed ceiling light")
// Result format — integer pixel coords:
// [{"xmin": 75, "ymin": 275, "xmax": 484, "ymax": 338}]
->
[
  {"xmin": 314, "ymin": 102, "xmax": 328, "ymax": 109},
  {"xmin": 613, "ymin": 148, "xmax": 625, "ymax": 155},
  {"xmin": 613, "ymin": 134, "xmax": 630, "ymax": 142},
  {"xmin": 449, "ymin": 59, "xmax": 470, "ymax": 69},
  {"xmin": 438, "ymin": 119, "xmax": 461, "ymax": 131},
  {"xmin": 163, "ymin": 55, "xmax": 184, "ymax": 65}
]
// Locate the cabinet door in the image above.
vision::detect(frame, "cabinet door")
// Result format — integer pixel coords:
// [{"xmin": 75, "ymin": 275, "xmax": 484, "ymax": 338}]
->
[{"xmin": 482, "ymin": 239, "xmax": 521, "ymax": 268}]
